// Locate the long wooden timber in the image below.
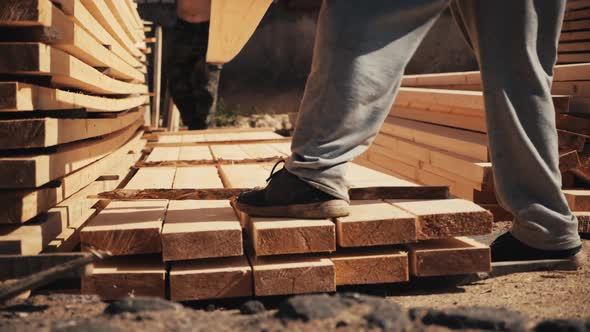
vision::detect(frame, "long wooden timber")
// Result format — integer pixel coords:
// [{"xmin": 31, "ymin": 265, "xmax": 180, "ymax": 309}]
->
[
  {"xmin": 0, "ymin": 82, "xmax": 148, "ymax": 113},
  {"xmin": 0, "ymin": 120, "xmax": 142, "ymax": 189},
  {"xmin": 104, "ymin": 0, "xmax": 146, "ymax": 50},
  {"xmin": 0, "ymin": 141, "xmax": 140, "ymax": 254},
  {"xmin": 0, "ymin": 0, "xmax": 144, "ymax": 82},
  {"xmin": 52, "ymin": 0, "xmax": 143, "ymax": 69},
  {"xmin": 80, "ymin": 0, "xmax": 144, "ymax": 61},
  {"xmin": 81, "ymin": 256, "xmax": 166, "ymax": 300},
  {"xmin": 331, "ymin": 248, "xmax": 409, "ymax": 286},
  {"xmin": 0, "ymin": 129, "xmax": 144, "ymax": 224},
  {"xmin": 0, "ymin": 43, "xmax": 147, "ymax": 95},
  {"xmin": 0, "ymin": 107, "xmax": 144, "ymax": 149}
]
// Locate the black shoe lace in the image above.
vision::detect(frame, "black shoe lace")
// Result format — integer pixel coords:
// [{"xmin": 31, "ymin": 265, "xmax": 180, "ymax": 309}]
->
[{"xmin": 266, "ymin": 159, "xmax": 286, "ymax": 183}]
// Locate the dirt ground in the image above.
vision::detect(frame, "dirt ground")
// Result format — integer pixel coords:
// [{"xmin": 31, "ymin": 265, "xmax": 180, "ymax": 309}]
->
[{"xmin": 0, "ymin": 229, "xmax": 588, "ymax": 331}]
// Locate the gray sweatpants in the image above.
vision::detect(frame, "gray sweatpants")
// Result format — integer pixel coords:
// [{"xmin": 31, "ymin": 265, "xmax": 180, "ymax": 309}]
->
[{"xmin": 285, "ymin": 0, "xmax": 582, "ymax": 251}]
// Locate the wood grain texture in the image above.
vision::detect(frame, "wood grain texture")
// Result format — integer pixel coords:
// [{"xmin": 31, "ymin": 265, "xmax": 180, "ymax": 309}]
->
[
  {"xmin": 0, "ymin": 120, "xmax": 141, "ymax": 189},
  {"xmin": 80, "ymin": 200, "xmax": 168, "ymax": 255},
  {"xmin": 162, "ymin": 200, "xmax": 242, "ymax": 261},
  {"xmin": 331, "ymin": 248, "xmax": 409, "ymax": 286},
  {"xmin": 0, "ymin": 130, "xmax": 144, "ymax": 224},
  {"xmin": 574, "ymin": 212, "xmax": 590, "ymax": 233},
  {"xmin": 387, "ymin": 199, "xmax": 493, "ymax": 240},
  {"xmin": 251, "ymin": 256, "xmax": 335, "ymax": 296},
  {"xmin": 406, "ymin": 237, "xmax": 491, "ymax": 277},
  {"xmin": 564, "ymin": 190, "xmax": 590, "ymax": 211},
  {"xmin": 249, "ymin": 217, "xmax": 336, "ymax": 256},
  {"xmin": 81, "ymin": 256, "xmax": 165, "ymax": 300},
  {"xmin": 336, "ymin": 201, "xmax": 417, "ymax": 247},
  {"xmin": 169, "ymin": 256, "xmax": 252, "ymax": 301}
]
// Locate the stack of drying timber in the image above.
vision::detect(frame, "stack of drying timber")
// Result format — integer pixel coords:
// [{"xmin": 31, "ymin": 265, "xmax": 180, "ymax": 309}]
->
[
  {"xmin": 79, "ymin": 128, "xmax": 493, "ymax": 301},
  {"xmin": 560, "ymin": 0, "xmax": 590, "ymax": 64},
  {"xmin": 0, "ymin": 0, "xmax": 150, "ymax": 256},
  {"xmin": 356, "ymin": 63, "xmax": 590, "ymax": 233}
]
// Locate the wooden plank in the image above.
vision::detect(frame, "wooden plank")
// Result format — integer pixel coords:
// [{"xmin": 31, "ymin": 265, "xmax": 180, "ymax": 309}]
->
[
  {"xmin": 79, "ymin": 0, "xmax": 143, "ymax": 59},
  {"xmin": 248, "ymin": 217, "xmax": 335, "ymax": 256},
  {"xmin": 251, "ymin": 256, "xmax": 335, "ymax": 296},
  {"xmin": 0, "ymin": 0, "xmax": 144, "ymax": 82},
  {"xmin": 0, "ymin": 120, "xmax": 141, "ymax": 188},
  {"xmin": 406, "ymin": 237, "xmax": 491, "ymax": 277},
  {"xmin": 381, "ymin": 117, "xmax": 489, "ymax": 161},
  {"xmin": 558, "ymin": 42, "xmax": 590, "ymax": 52},
  {"xmin": 210, "ymin": 144, "xmax": 251, "ymax": 161},
  {"xmin": 0, "ymin": 129, "xmax": 144, "ymax": 224},
  {"xmin": 145, "ymin": 147, "xmax": 179, "ymax": 162},
  {"xmin": 558, "ymin": 53, "xmax": 590, "ymax": 64},
  {"xmin": 104, "ymin": 0, "xmax": 145, "ymax": 48},
  {"xmin": 79, "ymin": 200, "xmax": 168, "ymax": 255},
  {"xmin": 560, "ymin": 30, "xmax": 590, "ymax": 42},
  {"xmin": 178, "ymin": 146, "xmax": 213, "ymax": 161},
  {"xmin": 0, "ymin": 108, "xmax": 144, "ymax": 149},
  {"xmin": 336, "ymin": 201, "xmax": 416, "ymax": 247},
  {"xmin": 169, "ymin": 256, "xmax": 252, "ymax": 301},
  {"xmin": 173, "ymin": 166, "xmax": 224, "ymax": 189},
  {"xmin": 124, "ymin": 167, "xmax": 176, "ymax": 190},
  {"xmin": 562, "ymin": 19, "xmax": 590, "ymax": 31},
  {"xmin": 0, "ymin": 82, "xmax": 148, "ymax": 112},
  {"xmin": 564, "ymin": 189, "xmax": 590, "ymax": 211},
  {"xmin": 565, "ymin": 7, "xmax": 590, "ymax": 20},
  {"xmin": 81, "ymin": 256, "xmax": 165, "ymax": 300},
  {"xmin": 0, "ymin": 43, "xmax": 147, "ymax": 95},
  {"xmin": 162, "ymin": 200, "xmax": 243, "ymax": 261},
  {"xmin": 331, "ymin": 248, "xmax": 409, "ymax": 286},
  {"xmin": 392, "ymin": 106, "xmax": 486, "ymax": 133},
  {"xmin": 207, "ymin": 0, "xmax": 273, "ymax": 64},
  {"xmin": 52, "ymin": 0, "xmax": 140, "ymax": 66},
  {"xmin": 151, "ymin": 25, "xmax": 162, "ymax": 128},
  {"xmin": 0, "ymin": 252, "xmax": 87, "ymax": 281},
  {"xmin": 386, "ymin": 199, "xmax": 493, "ymax": 240}
]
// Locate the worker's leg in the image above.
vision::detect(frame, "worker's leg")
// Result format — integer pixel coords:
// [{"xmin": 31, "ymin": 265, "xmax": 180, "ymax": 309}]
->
[
  {"xmin": 168, "ymin": 18, "xmax": 214, "ymax": 130},
  {"xmin": 285, "ymin": 0, "xmax": 450, "ymax": 200},
  {"xmin": 236, "ymin": 0, "xmax": 450, "ymax": 218},
  {"xmin": 453, "ymin": 1, "xmax": 582, "ymax": 255}
]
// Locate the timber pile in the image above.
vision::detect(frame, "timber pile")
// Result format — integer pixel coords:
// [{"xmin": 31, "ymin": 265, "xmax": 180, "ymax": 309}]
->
[
  {"xmin": 356, "ymin": 12, "xmax": 590, "ymax": 233},
  {"xmin": 79, "ymin": 128, "xmax": 493, "ymax": 301},
  {"xmin": 560, "ymin": 0, "xmax": 590, "ymax": 64},
  {"xmin": 0, "ymin": 0, "xmax": 149, "ymax": 254}
]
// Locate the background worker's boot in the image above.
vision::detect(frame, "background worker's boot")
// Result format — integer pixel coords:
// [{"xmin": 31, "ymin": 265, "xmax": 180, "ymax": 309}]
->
[
  {"xmin": 236, "ymin": 161, "xmax": 350, "ymax": 219},
  {"xmin": 168, "ymin": 19, "xmax": 215, "ymax": 130}
]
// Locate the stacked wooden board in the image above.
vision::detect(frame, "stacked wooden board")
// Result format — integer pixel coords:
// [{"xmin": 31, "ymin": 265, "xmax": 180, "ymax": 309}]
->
[
  {"xmin": 560, "ymin": 1, "xmax": 590, "ymax": 64},
  {"xmin": 0, "ymin": 0, "xmax": 150, "ymax": 254},
  {"xmin": 79, "ymin": 128, "xmax": 493, "ymax": 301},
  {"xmin": 356, "ymin": 70, "xmax": 590, "ymax": 233}
]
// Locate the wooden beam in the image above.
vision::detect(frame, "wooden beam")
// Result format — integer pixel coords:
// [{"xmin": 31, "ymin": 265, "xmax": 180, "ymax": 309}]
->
[
  {"xmin": 162, "ymin": 200, "xmax": 243, "ymax": 261},
  {"xmin": 0, "ymin": 120, "xmax": 142, "ymax": 188},
  {"xmin": 80, "ymin": 200, "xmax": 168, "ymax": 255},
  {"xmin": 0, "ymin": 43, "xmax": 147, "ymax": 95},
  {"xmin": 124, "ymin": 167, "xmax": 176, "ymax": 189},
  {"xmin": 206, "ymin": 0, "xmax": 273, "ymax": 64},
  {"xmin": 564, "ymin": 190, "xmax": 590, "ymax": 211},
  {"xmin": 104, "ymin": 0, "xmax": 146, "ymax": 48},
  {"xmin": 81, "ymin": 256, "xmax": 166, "ymax": 300},
  {"xmin": 46, "ymin": 0, "xmax": 143, "ymax": 68},
  {"xmin": 0, "ymin": 0, "xmax": 145, "ymax": 82},
  {"xmin": 406, "ymin": 237, "xmax": 491, "ymax": 277},
  {"xmin": 382, "ymin": 117, "xmax": 489, "ymax": 161},
  {"xmin": 169, "ymin": 256, "xmax": 252, "ymax": 301},
  {"xmin": 0, "ymin": 108, "xmax": 144, "ymax": 149},
  {"xmin": 248, "ymin": 217, "xmax": 335, "ymax": 256},
  {"xmin": 0, "ymin": 82, "xmax": 148, "ymax": 112},
  {"xmin": 336, "ymin": 201, "xmax": 416, "ymax": 247},
  {"xmin": 386, "ymin": 199, "xmax": 493, "ymax": 240},
  {"xmin": 331, "ymin": 248, "xmax": 409, "ymax": 286},
  {"xmin": 0, "ymin": 252, "xmax": 88, "ymax": 281},
  {"xmin": 251, "ymin": 255, "xmax": 335, "ymax": 296},
  {"xmin": 0, "ymin": 129, "xmax": 144, "ymax": 224}
]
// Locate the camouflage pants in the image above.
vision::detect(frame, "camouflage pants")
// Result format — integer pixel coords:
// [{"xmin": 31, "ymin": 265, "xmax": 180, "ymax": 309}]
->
[{"xmin": 168, "ymin": 19, "xmax": 213, "ymax": 130}]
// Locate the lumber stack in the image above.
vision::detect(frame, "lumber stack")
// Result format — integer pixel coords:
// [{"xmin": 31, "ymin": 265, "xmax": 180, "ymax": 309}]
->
[
  {"xmin": 80, "ymin": 128, "xmax": 493, "ymax": 300},
  {"xmin": 561, "ymin": 1, "xmax": 590, "ymax": 64},
  {"xmin": 0, "ymin": 0, "xmax": 150, "ymax": 254},
  {"xmin": 357, "ymin": 62, "xmax": 590, "ymax": 231}
]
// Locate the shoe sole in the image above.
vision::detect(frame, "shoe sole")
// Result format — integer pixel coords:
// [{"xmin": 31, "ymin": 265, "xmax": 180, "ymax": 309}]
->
[{"xmin": 235, "ymin": 199, "xmax": 350, "ymax": 219}]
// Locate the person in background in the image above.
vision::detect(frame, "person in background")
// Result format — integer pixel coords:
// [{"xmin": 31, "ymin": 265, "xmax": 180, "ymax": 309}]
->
[{"xmin": 168, "ymin": 0, "xmax": 216, "ymax": 130}]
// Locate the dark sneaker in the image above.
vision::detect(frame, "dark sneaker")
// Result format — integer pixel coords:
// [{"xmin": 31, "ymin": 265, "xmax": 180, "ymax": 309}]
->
[
  {"xmin": 491, "ymin": 232, "xmax": 585, "ymax": 269},
  {"xmin": 235, "ymin": 160, "xmax": 350, "ymax": 219}
]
